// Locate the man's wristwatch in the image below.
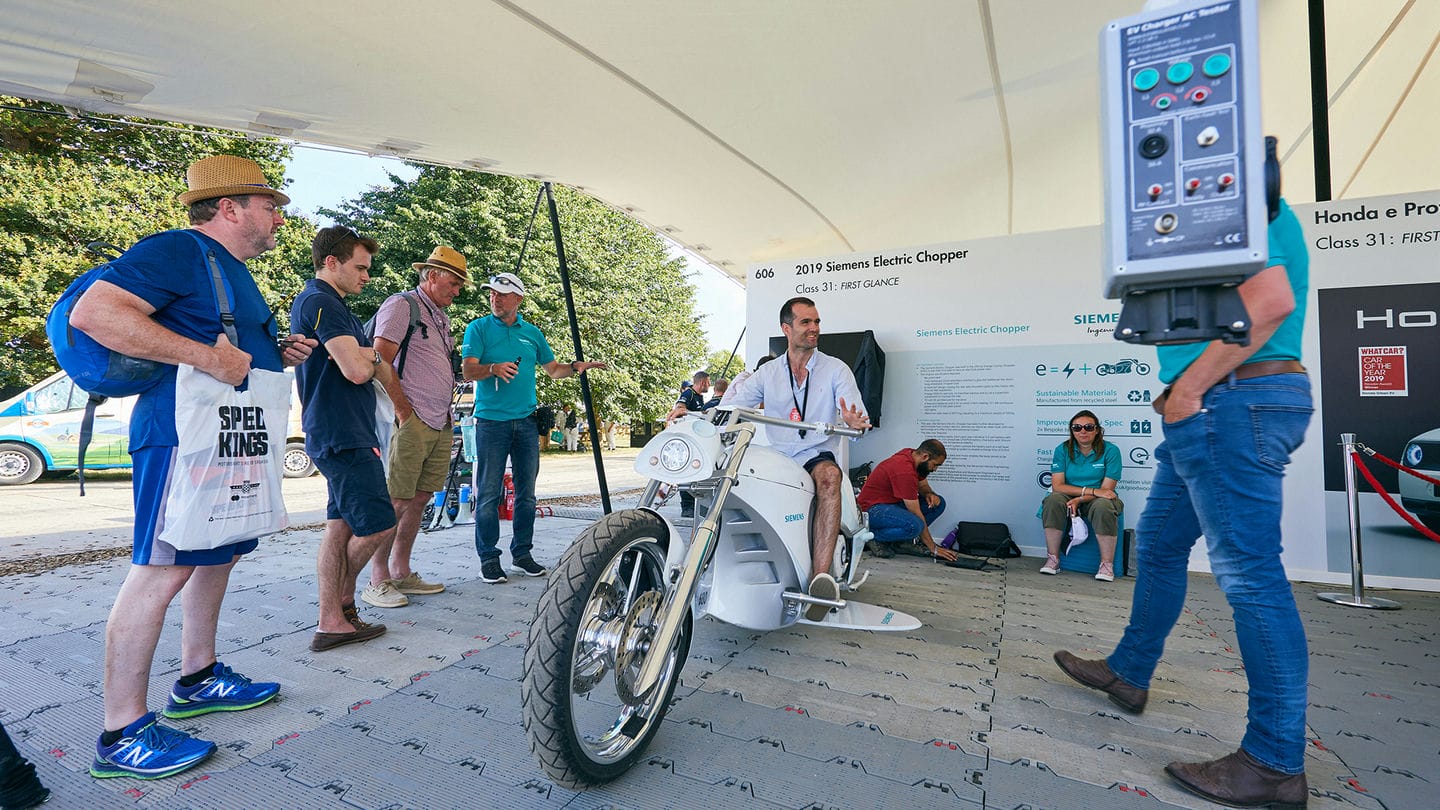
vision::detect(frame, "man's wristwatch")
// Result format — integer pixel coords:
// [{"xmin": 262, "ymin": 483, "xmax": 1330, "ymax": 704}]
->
[
  {"xmin": 372, "ymin": 349, "xmax": 383, "ymax": 365},
  {"xmin": 570, "ymin": 361, "xmax": 580, "ymax": 374}
]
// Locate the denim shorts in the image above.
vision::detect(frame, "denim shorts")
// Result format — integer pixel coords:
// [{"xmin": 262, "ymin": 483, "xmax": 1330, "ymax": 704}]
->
[{"xmin": 314, "ymin": 447, "xmax": 398, "ymax": 537}]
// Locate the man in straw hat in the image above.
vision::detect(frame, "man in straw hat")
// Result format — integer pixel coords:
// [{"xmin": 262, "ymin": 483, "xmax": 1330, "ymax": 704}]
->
[
  {"xmin": 359, "ymin": 246, "xmax": 469, "ymax": 610},
  {"xmin": 70, "ymin": 154, "xmax": 316, "ymax": 779},
  {"xmin": 461, "ymin": 272, "xmax": 606, "ymax": 584}
]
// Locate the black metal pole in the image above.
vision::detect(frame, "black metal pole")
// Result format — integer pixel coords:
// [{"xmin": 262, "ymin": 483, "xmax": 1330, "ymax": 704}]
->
[
  {"xmin": 1308, "ymin": 0, "xmax": 1332, "ymax": 201},
  {"xmin": 719, "ymin": 326, "xmax": 745, "ymax": 378},
  {"xmin": 543, "ymin": 182, "xmax": 611, "ymax": 513},
  {"xmin": 512, "ymin": 185, "xmax": 545, "ymax": 276}
]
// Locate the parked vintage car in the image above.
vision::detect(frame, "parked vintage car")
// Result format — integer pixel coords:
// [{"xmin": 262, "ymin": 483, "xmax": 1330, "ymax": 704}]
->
[{"xmin": 0, "ymin": 371, "xmax": 313, "ymax": 485}]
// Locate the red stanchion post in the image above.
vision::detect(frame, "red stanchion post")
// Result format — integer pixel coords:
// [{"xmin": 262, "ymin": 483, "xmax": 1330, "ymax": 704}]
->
[{"xmin": 1318, "ymin": 433, "xmax": 1401, "ymax": 610}]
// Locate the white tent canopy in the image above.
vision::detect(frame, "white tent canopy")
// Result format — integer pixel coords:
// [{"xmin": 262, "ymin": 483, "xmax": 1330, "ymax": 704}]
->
[{"xmin": 1, "ymin": 1, "xmax": 1436, "ymax": 282}]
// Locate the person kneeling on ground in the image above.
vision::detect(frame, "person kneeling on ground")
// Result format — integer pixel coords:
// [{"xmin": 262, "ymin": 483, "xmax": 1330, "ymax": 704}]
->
[
  {"xmin": 1039, "ymin": 409, "xmax": 1122, "ymax": 581},
  {"xmin": 856, "ymin": 440, "xmax": 958, "ymax": 561}
]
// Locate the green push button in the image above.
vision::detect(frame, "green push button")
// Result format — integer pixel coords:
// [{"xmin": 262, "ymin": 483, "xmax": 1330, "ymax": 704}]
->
[
  {"xmin": 1155, "ymin": 95, "xmax": 1172, "ymax": 110},
  {"xmin": 1133, "ymin": 68, "xmax": 1160, "ymax": 92},
  {"xmin": 1203, "ymin": 52, "xmax": 1232, "ymax": 78},
  {"xmin": 1167, "ymin": 62, "xmax": 1194, "ymax": 84}
]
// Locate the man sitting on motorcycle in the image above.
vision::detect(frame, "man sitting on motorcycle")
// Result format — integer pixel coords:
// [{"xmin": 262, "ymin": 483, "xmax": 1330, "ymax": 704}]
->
[{"xmin": 723, "ymin": 296, "xmax": 871, "ymax": 620}]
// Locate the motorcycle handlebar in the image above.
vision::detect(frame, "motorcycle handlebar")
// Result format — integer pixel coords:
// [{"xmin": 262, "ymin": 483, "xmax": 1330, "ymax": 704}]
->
[{"xmin": 722, "ymin": 407, "xmax": 865, "ymax": 438}]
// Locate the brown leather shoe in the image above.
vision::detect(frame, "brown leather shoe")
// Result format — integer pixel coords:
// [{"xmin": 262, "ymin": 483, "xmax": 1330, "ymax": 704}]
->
[
  {"xmin": 1053, "ymin": 650, "xmax": 1148, "ymax": 713},
  {"xmin": 1166, "ymin": 748, "xmax": 1308, "ymax": 809},
  {"xmin": 312, "ymin": 607, "xmax": 387, "ymax": 652}
]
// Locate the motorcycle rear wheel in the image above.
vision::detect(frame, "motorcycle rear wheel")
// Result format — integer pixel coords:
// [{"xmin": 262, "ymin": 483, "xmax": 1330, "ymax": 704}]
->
[{"xmin": 522, "ymin": 509, "xmax": 691, "ymax": 787}]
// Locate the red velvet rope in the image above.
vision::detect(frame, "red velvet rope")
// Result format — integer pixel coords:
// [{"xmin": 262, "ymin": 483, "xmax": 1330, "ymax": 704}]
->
[
  {"xmin": 1351, "ymin": 451, "xmax": 1440, "ymax": 543},
  {"xmin": 1365, "ymin": 449, "xmax": 1440, "ymax": 487}
]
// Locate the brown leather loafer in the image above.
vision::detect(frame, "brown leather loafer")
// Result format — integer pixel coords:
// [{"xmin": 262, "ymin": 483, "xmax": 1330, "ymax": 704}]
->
[
  {"xmin": 311, "ymin": 620, "xmax": 386, "ymax": 652},
  {"xmin": 1053, "ymin": 650, "xmax": 1148, "ymax": 713},
  {"xmin": 1166, "ymin": 748, "xmax": 1308, "ymax": 809}
]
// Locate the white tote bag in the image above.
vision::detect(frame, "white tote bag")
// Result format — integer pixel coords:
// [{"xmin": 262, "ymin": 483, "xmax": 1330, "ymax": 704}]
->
[
  {"xmin": 373, "ymin": 379, "xmax": 397, "ymax": 475},
  {"xmin": 157, "ymin": 364, "xmax": 291, "ymax": 550}
]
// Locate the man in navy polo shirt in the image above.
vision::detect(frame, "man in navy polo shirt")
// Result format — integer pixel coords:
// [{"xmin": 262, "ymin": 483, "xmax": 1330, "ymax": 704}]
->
[
  {"xmin": 461, "ymin": 272, "xmax": 606, "ymax": 584},
  {"xmin": 291, "ymin": 226, "xmax": 397, "ymax": 652}
]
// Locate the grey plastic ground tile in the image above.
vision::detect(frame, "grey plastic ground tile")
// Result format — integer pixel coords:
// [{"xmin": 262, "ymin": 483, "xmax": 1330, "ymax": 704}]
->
[
  {"xmin": 2, "ymin": 630, "xmax": 106, "ymax": 693},
  {"xmin": 669, "ymin": 688, "xmax": 989, "ymax": 788},
  {"xmin": 558, "ymin": 755, "xmax": 790, "ymax": 809},
  {"xmin": 991, "ymin": 670, "xmax": 1247, "ymax": 739},
  {"xmin": 252, "ymin": 718, "xmax": 573, "ymax": 809},
  {"xmin": 349, "ymin": 688, "xmax": 520, "ymax": 767},
  {"xmin": 693, "ymin": 672, "xmax": 990, "ymax": 753},
  {"xmin": 647, "ymin": 710, "xmax": 985, "ymax": 808},
  {"xmin": 147, "ymin": 763, "xmax": 352, "ymax": 809},
  {"xmin": 977, "ymin": 757, "xmax": 1173, "ymax": 810},
  {"xmin": 0, "ymin": 652, "xmax": 95, "ymax": 722},
  {"xmin": 0, "ymin": 608, "xmax": 63, "ymax": 646}
]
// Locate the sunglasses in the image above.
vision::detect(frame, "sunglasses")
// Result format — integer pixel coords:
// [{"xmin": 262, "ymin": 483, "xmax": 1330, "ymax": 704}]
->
[{"xmin": 1070, "ymin": 424, "xmax": 1098, "ymax": 432}]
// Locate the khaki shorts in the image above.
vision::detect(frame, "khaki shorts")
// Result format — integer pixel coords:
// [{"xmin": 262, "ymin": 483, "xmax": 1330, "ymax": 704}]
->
[{"xmin": 386, "ymin": 416, "xmax": 452, "ymax": 500}]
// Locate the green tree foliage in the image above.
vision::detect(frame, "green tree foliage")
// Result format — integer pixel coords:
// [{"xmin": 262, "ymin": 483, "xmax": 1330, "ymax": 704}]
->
[
  {"xmin": 0, "ymin": 97, "xmax": 313, "ymax": 392},
  {"xmin": 703, "ymin": 349, "xmax": 747, "ymax": 381},
  {"xmin": 322, "ymin": 168, "xmax": 707, "ymax": 421}
]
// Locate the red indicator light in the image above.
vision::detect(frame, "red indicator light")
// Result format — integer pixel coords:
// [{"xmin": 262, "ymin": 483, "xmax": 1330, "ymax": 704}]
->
[{"xmin": 1191, "ymin": 87, "xmax": 1209, "ymax": 103}]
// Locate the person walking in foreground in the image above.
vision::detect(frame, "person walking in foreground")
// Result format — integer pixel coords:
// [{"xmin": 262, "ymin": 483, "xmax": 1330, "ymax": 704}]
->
[{"xmin": 1054, "ymin": 199, "xmax": 1314, "ymax": 809}]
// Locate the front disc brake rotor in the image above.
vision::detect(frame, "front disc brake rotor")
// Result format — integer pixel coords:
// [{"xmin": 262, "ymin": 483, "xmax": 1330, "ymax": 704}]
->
[
  {"xmin": 613, "ymin": 590, "xmax": 664, "ymax": 704},
  {"xmin": 571, "ymin": 581, "xmax": 623, "ymax": 694}
]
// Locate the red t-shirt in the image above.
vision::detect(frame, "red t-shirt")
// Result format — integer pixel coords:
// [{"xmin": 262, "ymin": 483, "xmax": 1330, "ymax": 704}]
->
[{"xmin": 857, "ymin": 448, "xmax": 919, "ymax": 512}]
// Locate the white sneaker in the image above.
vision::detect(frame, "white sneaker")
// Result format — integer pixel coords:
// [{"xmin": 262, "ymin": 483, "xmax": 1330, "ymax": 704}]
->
[
  {"xmin": 361, "ymin": 580, "xmax": 409, "ymax": 608},
  {"xmin": 1095, "ymin": 562, "xmax": 1115, "ymax": 582},
  {"xmin": 1040, "ymin": 555, "xmax": 1060, "ymax": 575},
  {"xmin": 805, "ymin": 573, "xmax": 839, "ymax": 621}
]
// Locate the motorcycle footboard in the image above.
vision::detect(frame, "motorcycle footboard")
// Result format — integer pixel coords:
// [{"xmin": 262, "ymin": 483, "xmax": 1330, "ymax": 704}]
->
[{"xmin": 796, "ymin": 599, "xmax": 920, "ymax": 631}]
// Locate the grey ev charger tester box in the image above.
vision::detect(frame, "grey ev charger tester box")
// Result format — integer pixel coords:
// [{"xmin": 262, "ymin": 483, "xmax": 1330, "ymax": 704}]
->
[{"xmin": 1099, "ymin": 0, "xmax": 1268, "ymax": 346}]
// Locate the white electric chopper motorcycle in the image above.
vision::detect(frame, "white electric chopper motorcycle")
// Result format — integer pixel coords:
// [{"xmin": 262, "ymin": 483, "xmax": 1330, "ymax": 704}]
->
[{"xmin": 521, "ymin": 407, "xmax": 922, "ymax": 787}]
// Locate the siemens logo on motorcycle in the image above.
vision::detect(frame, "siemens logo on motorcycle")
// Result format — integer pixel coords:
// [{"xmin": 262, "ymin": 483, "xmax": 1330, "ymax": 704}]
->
[
  {"xmin": 216, "ymin": 406, "xmax": 269, "ymax": 458},
  {"xmin": 784, "ymin": 513, "xmax": 805, "ymax": 523}
]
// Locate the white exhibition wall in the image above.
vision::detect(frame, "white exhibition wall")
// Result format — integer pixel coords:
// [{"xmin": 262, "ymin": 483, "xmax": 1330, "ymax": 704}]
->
[{"xmin": 744, "ymin": 189, "xmax": 1440, "ymax": 591}]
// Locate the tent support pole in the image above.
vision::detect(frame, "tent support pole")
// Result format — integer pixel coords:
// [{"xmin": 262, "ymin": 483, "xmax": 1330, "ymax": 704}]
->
[
  {"xmin": 544, "ymin": 182, "xmax": 611, "ymax": 514},
  {"xmin": 1307, "ymin": 0, "xmax": 1332, "ymax": 202}
]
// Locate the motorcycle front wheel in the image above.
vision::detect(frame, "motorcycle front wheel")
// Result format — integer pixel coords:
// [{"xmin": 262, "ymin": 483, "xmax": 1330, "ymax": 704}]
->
[{"xmin": 521, "ymin": 509, "xmax": 692, "ymax": 788}]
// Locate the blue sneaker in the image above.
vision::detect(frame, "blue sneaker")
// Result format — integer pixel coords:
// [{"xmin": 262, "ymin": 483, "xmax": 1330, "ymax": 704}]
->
[
  {"xmin": 90, "ymin": 712, "xmax": 216, "ymax": 779},
  {"xmin": 162, "ymin": 662, "xmax": 279, "ymax": 719}
]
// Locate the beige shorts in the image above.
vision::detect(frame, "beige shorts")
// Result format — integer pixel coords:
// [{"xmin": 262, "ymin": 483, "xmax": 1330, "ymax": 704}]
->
[{"xmin": 386, "ymin": 416, "xmax": 452, "ymax": 500}]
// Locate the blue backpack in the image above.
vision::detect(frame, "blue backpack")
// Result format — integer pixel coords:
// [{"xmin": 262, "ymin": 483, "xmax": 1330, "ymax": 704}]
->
[{"xmin": 45, "ymin": 230, "xmax": 239, "ymax": 492}]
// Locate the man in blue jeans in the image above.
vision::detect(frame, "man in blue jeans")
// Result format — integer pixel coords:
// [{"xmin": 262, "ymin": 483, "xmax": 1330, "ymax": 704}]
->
[
  {"xmin": 856, "ymin": 440, "xmax": 958, "ymax": 562},
  {"xmin": 461, "ymin": 272, "xmax": 606, "ymax": 583},
  {"xmin": 1054, "ymin": 199, "xmax": 1313, "ymax": 809}
]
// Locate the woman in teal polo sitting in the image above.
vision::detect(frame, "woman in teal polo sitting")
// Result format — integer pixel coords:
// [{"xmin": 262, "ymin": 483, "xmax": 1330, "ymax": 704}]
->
[{"xmin": 1040, "ymin": 409, "xmax": 1123, "ymax": 581}]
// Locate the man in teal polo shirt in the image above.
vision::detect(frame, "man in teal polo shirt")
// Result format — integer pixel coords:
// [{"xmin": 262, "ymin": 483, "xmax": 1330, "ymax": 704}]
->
[
  {"xmin": 1054, "ymin": 199, "xmax": 1314, "ymax": 808},
  {"xmin": 461, "ymin": 272, "xmax": 606, "ymax": 584}
]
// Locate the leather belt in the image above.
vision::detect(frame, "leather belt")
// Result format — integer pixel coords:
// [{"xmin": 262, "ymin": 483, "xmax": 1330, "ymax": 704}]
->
[
  {"xmin": 1153, "ymin": 360, "xmax": 1306, "ymax": 414},
  {"xmin": 1230, "ymin": 359, "xmax": 1306, "ymax": 380}
]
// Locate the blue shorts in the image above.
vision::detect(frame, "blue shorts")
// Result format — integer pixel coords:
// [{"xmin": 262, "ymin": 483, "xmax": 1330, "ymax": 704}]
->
[
  {"xmin": 132, "ymin": 446, "xmax": 260, "ymax": 566},
  {"xmin": 313, "ymin": 447, "xmax": 397, "ymax": 537}
]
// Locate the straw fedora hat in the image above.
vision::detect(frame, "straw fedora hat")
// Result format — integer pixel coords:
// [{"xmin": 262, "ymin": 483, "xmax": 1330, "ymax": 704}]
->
[
  {"xmin": 412, "ymin": 246, "xmax": 471, "ymax": 285},
  {"xmin": 178, "ymin": 155, "xmax": 291, "ymax": 206}
]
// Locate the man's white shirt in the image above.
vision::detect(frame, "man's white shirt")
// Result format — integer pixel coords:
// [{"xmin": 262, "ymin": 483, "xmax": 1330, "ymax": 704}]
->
[{"xmin": 725, "ymin": 351, "xmax": 866, "ymax": 464}]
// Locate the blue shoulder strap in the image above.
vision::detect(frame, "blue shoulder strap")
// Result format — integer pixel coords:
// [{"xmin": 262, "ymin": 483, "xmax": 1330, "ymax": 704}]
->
[{"xmin": 185, "ymin": 231, "xmax": 239, "ymax": 346}]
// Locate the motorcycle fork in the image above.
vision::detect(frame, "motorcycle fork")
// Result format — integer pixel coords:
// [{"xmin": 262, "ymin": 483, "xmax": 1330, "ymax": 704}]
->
[{"xmin": 631, "ymin": 424, "xmax": 755, "ymax": 700}]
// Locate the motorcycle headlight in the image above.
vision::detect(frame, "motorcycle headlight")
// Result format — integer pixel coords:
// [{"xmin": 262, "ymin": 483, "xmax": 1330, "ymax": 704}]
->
[
  {"xmin": 659, "ymin": 438, "xmax": 692, "ymax": 472},
  {"xmin": 1404, "ymin": 443, "xmax": 1423, "ymax": 467}
]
